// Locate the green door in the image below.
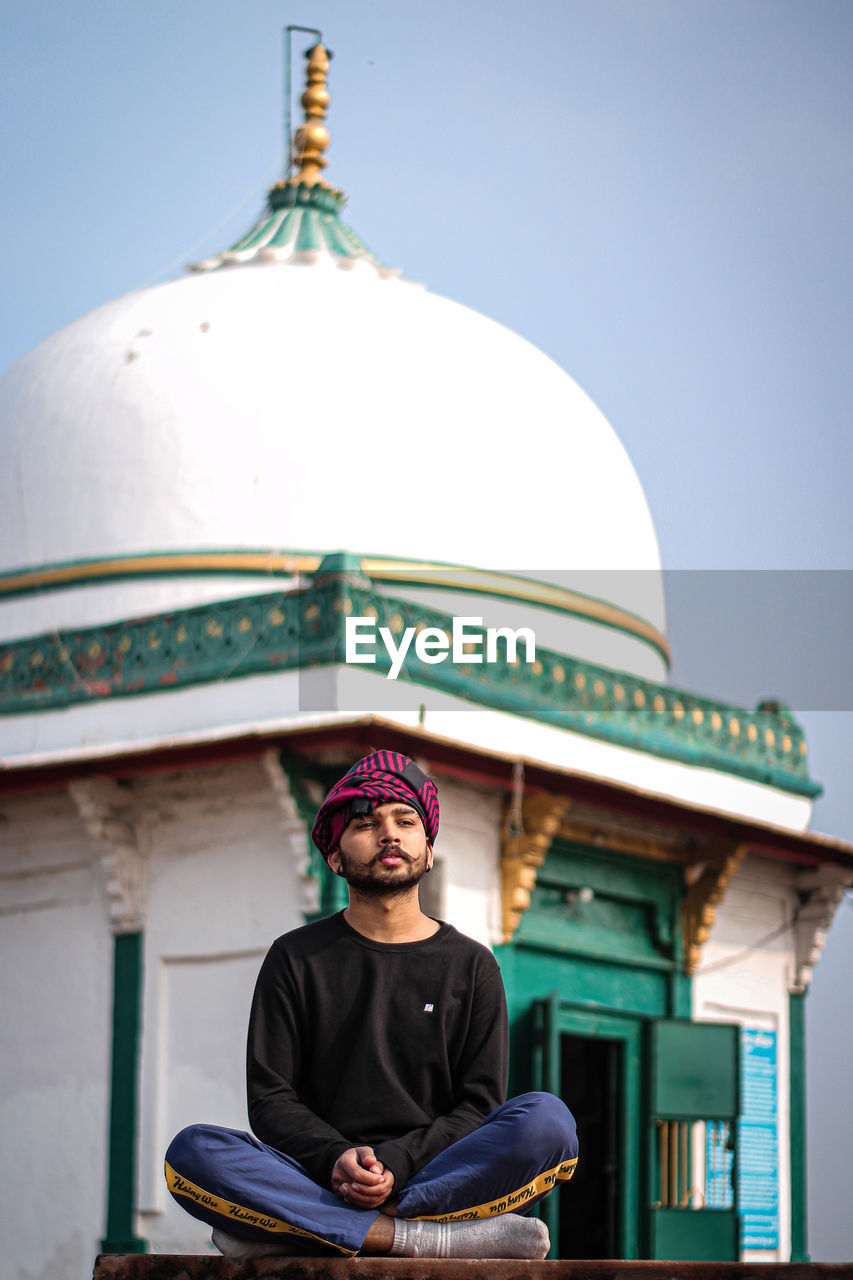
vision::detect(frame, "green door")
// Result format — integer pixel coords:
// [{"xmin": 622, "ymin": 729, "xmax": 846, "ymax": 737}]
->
[
  {"xmin": 647, "ymin": 1019, "xmax": 740, "ymax": 1260},
  {"xmin": 532, "ymin": 1000, "xmax": 740, "ymax": 1260},
  {"xmin": 532, "ymin": 994, "xmax": 642, "ymax": 1259}
]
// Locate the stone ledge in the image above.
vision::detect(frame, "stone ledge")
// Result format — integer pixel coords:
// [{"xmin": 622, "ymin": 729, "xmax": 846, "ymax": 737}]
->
[{"xmin": 93, "ymin": 1255, "xmax": 853, "ymax": 1280}]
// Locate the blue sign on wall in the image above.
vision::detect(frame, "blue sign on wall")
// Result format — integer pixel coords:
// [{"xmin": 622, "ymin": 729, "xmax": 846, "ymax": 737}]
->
[
  {"xmin": 705, "ymin": 1027, "xmax": 779, "ymax": 1250},
  {"xmin": 739, "ymin": 1028, "xmax": 779, "ymax": 1250}
]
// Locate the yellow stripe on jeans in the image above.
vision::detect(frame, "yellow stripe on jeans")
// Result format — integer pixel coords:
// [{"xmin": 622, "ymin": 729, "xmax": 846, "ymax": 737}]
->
[
  {"xmin": 411, "ymin": 1155, "xmax": 579, "ymax": 1223},
  {"xmin": 163, "ymin": 1159, "xmax": 357, "ymax": 1256}
]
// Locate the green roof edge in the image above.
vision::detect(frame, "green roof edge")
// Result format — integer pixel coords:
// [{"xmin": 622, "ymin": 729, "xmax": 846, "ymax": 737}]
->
[{"xmin": 0, "ymin": 578, "xmax": 820, "ymax": 798}]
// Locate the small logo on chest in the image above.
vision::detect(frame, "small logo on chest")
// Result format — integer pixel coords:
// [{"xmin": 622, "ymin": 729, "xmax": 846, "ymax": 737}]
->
[{"xmin": 423, "ymin": 1003, "xmax": 435, "ymax": 1013}]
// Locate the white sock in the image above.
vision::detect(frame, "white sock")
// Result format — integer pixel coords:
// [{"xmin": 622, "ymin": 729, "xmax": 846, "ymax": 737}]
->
[{"xmin": 389, "ymin": 1214, "xmax": 550, "ymax": 1259}]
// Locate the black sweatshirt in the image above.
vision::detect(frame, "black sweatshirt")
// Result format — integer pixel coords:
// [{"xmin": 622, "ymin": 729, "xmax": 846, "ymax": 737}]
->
[{"xmin": 246, "ymin": 911, "xmax": 508, "ymax": 1192}]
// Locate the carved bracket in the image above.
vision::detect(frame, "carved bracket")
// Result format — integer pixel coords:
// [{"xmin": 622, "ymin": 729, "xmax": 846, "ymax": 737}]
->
[
  {"xmin": 682, "ymin": 842, "xmax": 748, "ymax": 974},
  {"xmin": 70, "ymin": 776, "xmax": 146, "ymax": 934},
  {"xmin": 501, "ymin": 793, "xmax": 572, "ymax": 943},
  {"xmin": 791, "ymin": 864, "xmax": 853, "ymax": 992}
]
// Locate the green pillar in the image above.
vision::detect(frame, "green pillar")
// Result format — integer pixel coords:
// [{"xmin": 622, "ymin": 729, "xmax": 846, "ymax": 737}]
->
[
  {"xmin": 789, "ymin": 990, "xmax": 809, "ymax": 1262},
  {"xmin": 101, "ymin": 930, "xmax": 147, "ymax": 1254}
]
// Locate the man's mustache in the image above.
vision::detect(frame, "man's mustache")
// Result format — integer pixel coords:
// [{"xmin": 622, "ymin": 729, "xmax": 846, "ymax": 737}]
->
[{"xmin": 371, "ymin": 849, "xmax": 415, "ymax": 865}]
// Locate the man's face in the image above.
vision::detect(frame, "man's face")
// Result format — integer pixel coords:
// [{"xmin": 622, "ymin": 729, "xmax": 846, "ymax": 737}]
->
[{"xmin": 329, "ymin": 800, "xmax": 432, "ymax": 897}]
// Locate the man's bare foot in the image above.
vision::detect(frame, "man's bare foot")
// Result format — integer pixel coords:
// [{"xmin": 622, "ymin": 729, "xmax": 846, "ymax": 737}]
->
[{"xmin": 362, "ymin": 1215, "xmax": 396, "ymax": 1253}]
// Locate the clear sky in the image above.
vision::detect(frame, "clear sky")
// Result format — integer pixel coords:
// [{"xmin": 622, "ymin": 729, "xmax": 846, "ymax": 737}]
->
[{"xmin": 2, "ymin": 0, "xmax": 851, "ymax": 1259}]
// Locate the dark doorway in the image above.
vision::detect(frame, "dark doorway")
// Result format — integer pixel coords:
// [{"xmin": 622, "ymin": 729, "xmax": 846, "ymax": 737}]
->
[{"xmin": 559, "ymin": 1033, "xmax": 622, "ymax": 1258}]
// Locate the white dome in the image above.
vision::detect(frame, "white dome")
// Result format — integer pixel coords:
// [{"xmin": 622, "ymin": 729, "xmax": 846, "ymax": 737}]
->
[
  {"xmin": 0, "ymin": 208, "xmax": 666, "ymax": 691},
  {"xmin": 0, "ymin": 254, "xmax": 664, "ymax": 631},
  {"xmin": 2, "ymin": 262, "xmax": 664, "ymax": 563}
]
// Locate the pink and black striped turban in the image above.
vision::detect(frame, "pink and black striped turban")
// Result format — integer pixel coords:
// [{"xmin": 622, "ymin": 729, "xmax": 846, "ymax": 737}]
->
[{"xmin": 311, "ymin": 749, "xmax": 439, "ymax": 859}]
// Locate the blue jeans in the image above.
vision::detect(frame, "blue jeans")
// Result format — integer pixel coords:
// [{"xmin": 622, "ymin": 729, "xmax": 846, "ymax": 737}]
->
[{"xmin": 165, "ymin": 1091, "xmax": 578, "ymax": 1255}]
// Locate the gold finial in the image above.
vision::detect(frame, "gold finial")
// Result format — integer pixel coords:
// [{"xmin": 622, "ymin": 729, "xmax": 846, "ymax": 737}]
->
[{"xmin": 291, "ymin": 43, "xmax": 332, "ymax": 186}]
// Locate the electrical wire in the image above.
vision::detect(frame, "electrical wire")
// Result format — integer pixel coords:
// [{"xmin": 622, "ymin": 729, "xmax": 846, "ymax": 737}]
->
[
  {"xmin": 694, "ymin": 904, "xmax": 804, "ymax": 975},
  {"xmin": 132, "ymin": 161, "xmax": 282, "ymax": 291}
]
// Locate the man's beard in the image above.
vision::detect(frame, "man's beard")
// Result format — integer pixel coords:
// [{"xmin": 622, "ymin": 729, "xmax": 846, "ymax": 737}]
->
[{"xmin": 337, "ymin": 848, "xmax": 429, "ymax": 898}]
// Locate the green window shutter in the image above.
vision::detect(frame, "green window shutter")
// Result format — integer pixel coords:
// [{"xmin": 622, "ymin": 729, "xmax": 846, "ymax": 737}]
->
[
  {"xmin": 647, "ymin": 1019, "xmax": 740, "ymax": 1261},
  {"xmin": 651, "ymin": 1208, "xmax": 739, "ymax": 1261},
  {"xmin": 650, "ymin": 1020, "xmax": 739, "ymax": 1120}
]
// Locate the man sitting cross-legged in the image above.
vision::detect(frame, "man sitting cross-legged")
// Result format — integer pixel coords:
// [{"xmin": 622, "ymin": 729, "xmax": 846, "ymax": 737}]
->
[{"xmin": 165, "ymin": 749, "xmax": 578, "ymax": 1259}]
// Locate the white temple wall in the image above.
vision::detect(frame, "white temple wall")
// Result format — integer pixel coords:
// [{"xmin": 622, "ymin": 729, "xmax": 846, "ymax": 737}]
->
[
  {"xmin": 426, "ymin": 772, "xmax": 503, "ymax": 947},
  {"xmin": 693, "ymin": 853, "xmax": 798, "ymax": 1263},
  {"xmin": 0, "ymin": 789, "xmax": 112, "ymax": 1280},
  {"xmin": 134, "ymin": 756, "xmax": 309, "ymax": 1254}
]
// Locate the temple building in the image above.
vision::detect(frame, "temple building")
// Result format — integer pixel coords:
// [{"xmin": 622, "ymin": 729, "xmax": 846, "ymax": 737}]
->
[{"xmin": 1, "ymin": 42, "xmax": 851, "ymax": 1278}]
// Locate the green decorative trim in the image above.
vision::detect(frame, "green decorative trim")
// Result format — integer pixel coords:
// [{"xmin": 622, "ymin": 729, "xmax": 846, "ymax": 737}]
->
[
  {"xmin": 0, "ymin": 549, "xmax": 322, "ymax": 598},
  {"xmin": 360, "ymin": 559, "xmax": 670, "ymax": 664},
  {"xmin": 101, "ymin": 931, "xmax": 147, "ymax": 1254},
  {"xmin": 789, "ymin": 991, "xmax": 809, "ymax": 1261},
  {"xmin": 0, "ymin": 574, "xmax": 819, "ymax": 798},
  {"xmin": 267, "ymin": 181, "xmax": 347, "ymax": 215},
  {"xmin": 0, "ymin": 548, "xmax": 670, "ymax": 664},
  {"xmin": 189, "ymin": 178, "xmax": 384, "ymax": 272}
]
